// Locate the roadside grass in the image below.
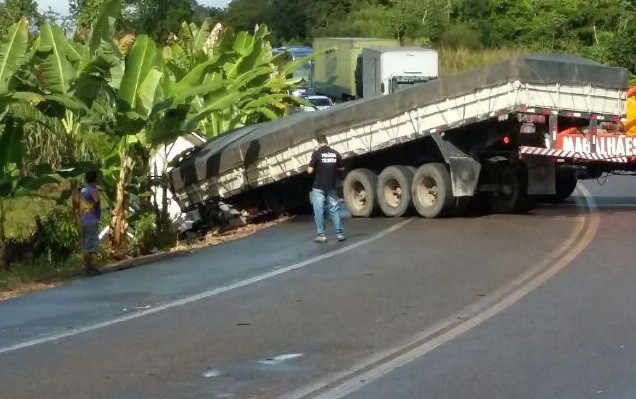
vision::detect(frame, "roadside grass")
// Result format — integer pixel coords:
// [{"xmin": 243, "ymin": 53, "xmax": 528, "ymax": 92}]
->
[
  {"xmin": 0, "ymin": 255, "xmax": 85, "ymax": 300},
  {"xmin": 439, "ymin": 47, "xmax": 530, "ymax": 76},
  {"xmin": 4, "ymin": 186, "xmax": 60, "ymax": 238},
  {"xmin": 0, "ymin": 250, "xmax": 113, "ymax": 300},
  {"xmin": 1, "ymin": 183, "xmax": 89, "ymax": 299},
  {"xmin": 0, "ymin": 216, "xmax": 291, "ymax": 301}
]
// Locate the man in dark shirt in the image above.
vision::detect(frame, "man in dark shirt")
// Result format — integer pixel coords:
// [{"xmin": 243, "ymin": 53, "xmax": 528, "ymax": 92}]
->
[{"xmin": 307, "ymin": 134, "xmax": 345, "ymax": 243}]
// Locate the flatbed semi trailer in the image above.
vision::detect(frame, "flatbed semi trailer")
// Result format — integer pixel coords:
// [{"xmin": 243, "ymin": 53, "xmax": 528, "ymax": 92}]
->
[{"xmin": 168, "ymin": 54, "xmax": 633, "ymax": 227}]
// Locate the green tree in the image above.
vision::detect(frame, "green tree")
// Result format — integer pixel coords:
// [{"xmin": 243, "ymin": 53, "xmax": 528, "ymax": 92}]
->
[
  {"xmin": 343, "ymin": 3, "xmax": 393, "ymax": 38},
  {"xmin": 0, "ymin": 0, "xmax": 42, "ymax": 38},
  {"xmin": 601, "ymin": 14, "xmax": 636, "ymax": 73},
  {"xmin": 306, "ymin": 0, "xmax": 364, "ymax": 39},
  {"xmin": 386, "ymin": 0, "xmax": 451, "ymax": 43},
  {"xmin": 122, "ymin": 0, "xmax": 204, "ymax": 44},
  {"xmin": 70, "ymin": 0, "xmax": 108, "ymax": 39},
  {"xmin": 193, "ymin": 4, "xmax": 225, "ymax": 25},
  {"xmin": 309, "ymin": 1, "xmax": 392, "ymax": 39},
  {"xmin": 224, "ymin": 0, "xmax": 269, "ymax": 32},
  {"xmin": 264, "ymin": 0, "xmax": 311, "ymax": 44}
]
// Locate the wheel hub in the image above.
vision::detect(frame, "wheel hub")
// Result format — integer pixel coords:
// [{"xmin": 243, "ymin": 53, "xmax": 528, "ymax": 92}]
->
[
  {"xmin": 384, "ymin": 179, "xmax": 402, "ymax": 207},
  {"xmin": 417, "ymin": 177, "xmax": 438, "ymax": 207},
  {"xmin": 352, "ymin": 181, "xmax": 367, "ymax": 210}
]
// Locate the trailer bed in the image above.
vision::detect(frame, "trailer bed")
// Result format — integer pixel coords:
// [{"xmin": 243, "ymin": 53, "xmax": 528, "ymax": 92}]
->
[{"xmin": 169, "ymin": 54, "xmax": 628, "ymax": 212}]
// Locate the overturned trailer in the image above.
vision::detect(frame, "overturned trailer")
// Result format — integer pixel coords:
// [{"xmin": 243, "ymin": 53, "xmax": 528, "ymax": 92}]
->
[{"xmin": 168, "ymin": 54, "xmax": 633, "ymax": 227}]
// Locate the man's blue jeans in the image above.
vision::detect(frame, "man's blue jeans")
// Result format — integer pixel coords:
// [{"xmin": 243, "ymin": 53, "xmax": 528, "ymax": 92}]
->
[{"xmin": 312, "ymin": 188, "xmax": 343, "ymax": 237}]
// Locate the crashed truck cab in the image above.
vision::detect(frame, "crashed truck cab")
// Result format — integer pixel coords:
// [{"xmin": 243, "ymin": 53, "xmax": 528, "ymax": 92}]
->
[{"xmin": 167, "ymin": 54, "xmax": 635, "ymax": 229}]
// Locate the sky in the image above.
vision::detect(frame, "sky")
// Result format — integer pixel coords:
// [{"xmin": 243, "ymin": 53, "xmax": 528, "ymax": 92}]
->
[{"xmin": 37, "ymin": 0, "xmax": 232, "ymax": 16}]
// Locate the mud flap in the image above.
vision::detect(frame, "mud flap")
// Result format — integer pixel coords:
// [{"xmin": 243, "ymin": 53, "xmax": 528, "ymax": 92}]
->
[
  {"xmin": 448, "ymin": 157, "xmax": 481, "ymax": 197},
  {"xmin": 429, "ymin": 133, "xmax": 481, "ymax": 197},
  {"xmin": 523, "ymin": 155, "xmax": 556, "ymax": 195}
]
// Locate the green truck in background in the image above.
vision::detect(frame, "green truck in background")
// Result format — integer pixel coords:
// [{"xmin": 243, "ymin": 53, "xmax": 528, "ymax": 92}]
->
[{"xmin": 312, "ymin": 37, "xmax": 398, "ymax": 101}]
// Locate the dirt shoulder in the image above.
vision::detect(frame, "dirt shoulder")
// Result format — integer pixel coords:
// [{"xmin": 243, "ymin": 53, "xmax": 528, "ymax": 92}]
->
[{"xmin": 0, "ymin": 216, "xmax": 292, "ymax": 302}]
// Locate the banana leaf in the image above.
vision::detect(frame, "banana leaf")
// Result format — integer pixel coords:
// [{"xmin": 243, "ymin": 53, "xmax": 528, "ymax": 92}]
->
[
  {"xmin": 232, "ymin": 31, "xmax": 255, "ymax": 58},
  {"xmin": 35, "ymin": 23, "xmax": 77, "ymax": 94},
  {"xmin": 138, "ymin": 68, "xmax": 163, "ymax": 117},
  {"xmin": 228, "ymin": 66, "xmax": 274, "ymax": 90},
  {"xmin": 183, "ymin": 90, "xmax": 241, "ymax": 130},
  {"xmin": 88, "ymin": 0, "xmax": 120, "ymax": 56},
  {"xmin": 0, "ymin": 19, "xmax": 29, "ymax": 95},
  {"xmin": 0, "ymin": 117, "xmax": 24, "ymax": 178},
  {"xmin": 118, "ymin": 35, "xmax": 161, "ymax": 115},
  {"xmin": 192, "ymin": 21, "xmax": 212, "ymax": 52},
  {"xmin": 170, "ymin": 80, "xmax": 226, "ymax": 107}
]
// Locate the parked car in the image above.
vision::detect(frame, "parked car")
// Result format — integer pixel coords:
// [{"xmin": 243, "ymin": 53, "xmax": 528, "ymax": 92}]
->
[
  {"xmin": 291, "ymin": 86, "xmax": 316, "ymax": 98},
  {"xmin": 273, "ymin": 46, "xmax": 314, "ymax": 83},
  {"xmin": 300, "ymin": 95, "xmax": 334, "ymax": 111}
]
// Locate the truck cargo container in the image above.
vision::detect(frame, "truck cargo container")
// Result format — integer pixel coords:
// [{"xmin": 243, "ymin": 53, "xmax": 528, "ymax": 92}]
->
[{"xmin": 312, "ymin": 37, "xmax": 398, "ymax": 100}]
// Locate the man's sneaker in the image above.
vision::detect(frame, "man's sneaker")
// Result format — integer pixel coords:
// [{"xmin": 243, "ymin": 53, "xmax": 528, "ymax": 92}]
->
[
  {"xmin": 337, "ymin": 234, "xmax": 346, "ymax": 242},
  {"xmin": 314, "ymin": 235, "xmax": 327, "ymax": 243}
]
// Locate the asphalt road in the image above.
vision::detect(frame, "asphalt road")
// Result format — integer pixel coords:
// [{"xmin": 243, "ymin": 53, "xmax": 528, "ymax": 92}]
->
[{"xmin": 0, "ymin": 174, "xmax": 635, "ymax": 399}]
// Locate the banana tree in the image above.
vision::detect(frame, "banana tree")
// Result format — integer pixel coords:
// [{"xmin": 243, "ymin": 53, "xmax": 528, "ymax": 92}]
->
[
  {"xmin": 10, "ymin": 2, "xmax": 315, "ymax": 253},
  {"xmin": 0, "ymin": 19, "xmax": 30, "ymax": 268},
  {"xmin": 0, "ymin": 2, "xmax": 117, "ymax": 262},
  {"xmin": 162, "ymin": 22, "xmax": 312, "ymax": 139},
  {"xmin": 91, "ymin": 13, "xmax": 234, "ymax": 251},
  {"xmin": 0, "ymin": 19, "xmax": 29, "ymax": 160},
  {"xmin": 16, "ymin": 0, "xmax": 139, "ymax": 253}
]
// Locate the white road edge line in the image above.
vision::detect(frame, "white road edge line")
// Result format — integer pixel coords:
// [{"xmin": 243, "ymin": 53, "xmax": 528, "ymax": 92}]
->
[
  {"xmin": 0, "ymin": 219, "xmax": 413, "ymax": 355},
  {"xmin": 283, "ymin": 186, "xmax": 599, "ymax": 399}
]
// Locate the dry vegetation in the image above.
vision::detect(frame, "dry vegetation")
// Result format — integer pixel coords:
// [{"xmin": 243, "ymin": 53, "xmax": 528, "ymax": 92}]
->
[{"xmin": 439, "ymin": 47, "xmax": 530, "ymax": 76}]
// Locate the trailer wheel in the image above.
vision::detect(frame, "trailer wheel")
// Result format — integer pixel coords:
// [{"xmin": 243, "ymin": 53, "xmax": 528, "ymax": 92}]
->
[
  {"xmin": 411, "ymin": 163, "xmax": 454, "ymax": 218},
  {"xmin": 553, "ymin": 168, "xmax": 577, "ymax": 202},
  {"xmin": 453, "ymin": 197, "xmax": 471, "ymax": 217},
  {"xmin": 488, "ymin": 163, "xmax": 535, "ymax": 213},
  {"xmin": 377, "ymin": 165, "xmax": 414, "ymax": 217},
  {"xmin": 343, "ymin": 168, "xmax": 378, "ymax": 217}
]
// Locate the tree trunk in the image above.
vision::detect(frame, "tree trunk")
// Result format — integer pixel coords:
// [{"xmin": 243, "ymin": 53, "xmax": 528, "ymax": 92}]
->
[
  {"xmin": 109, "ymin": 154, "xmax": 136, "ymax": 254},
  {"xmin": 0, "ymin": 198, "xmax": 7, "ymax": 270},
  {"xmin": 161, "ymin": 174, "xmax": 169, "ymax": 225}
]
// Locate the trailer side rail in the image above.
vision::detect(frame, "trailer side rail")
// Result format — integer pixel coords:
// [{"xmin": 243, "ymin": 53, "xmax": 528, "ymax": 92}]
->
[{"xmin": 173, "ymin": 82, "xmax": 624, "ymax": 211}]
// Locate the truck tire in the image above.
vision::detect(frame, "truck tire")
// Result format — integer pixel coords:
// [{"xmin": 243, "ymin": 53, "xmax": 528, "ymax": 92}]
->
[
  {"xmin": 411, "ymin": 163, "xmax": 454, "ymax": 218},
  {"xmin": 553, "ymin": 167, "xmax": 578, "ymax": 202},
  {"xmin": 488, "ymin": 163, "xmax": 536, "ymax": 213},
  {"xmin": 343, "ymin": 168, "xmax": 378, "ymax": 217},
  {"xmin": 453, "ymin": 196, "xmax": 471, "ymax": 217},
  {"xmin": 377, "ymin": 165, "xmax": 414, "ymax": 217}
]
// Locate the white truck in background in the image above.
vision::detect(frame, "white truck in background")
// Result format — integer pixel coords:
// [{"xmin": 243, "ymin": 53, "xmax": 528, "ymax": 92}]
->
[
  {"xmin": 360, "ymin": 46, "xmax": 438, "ymax": 98},
  {"xmin": 312, "ymin": 37, "xmax": 438, "ymax": 101}
]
